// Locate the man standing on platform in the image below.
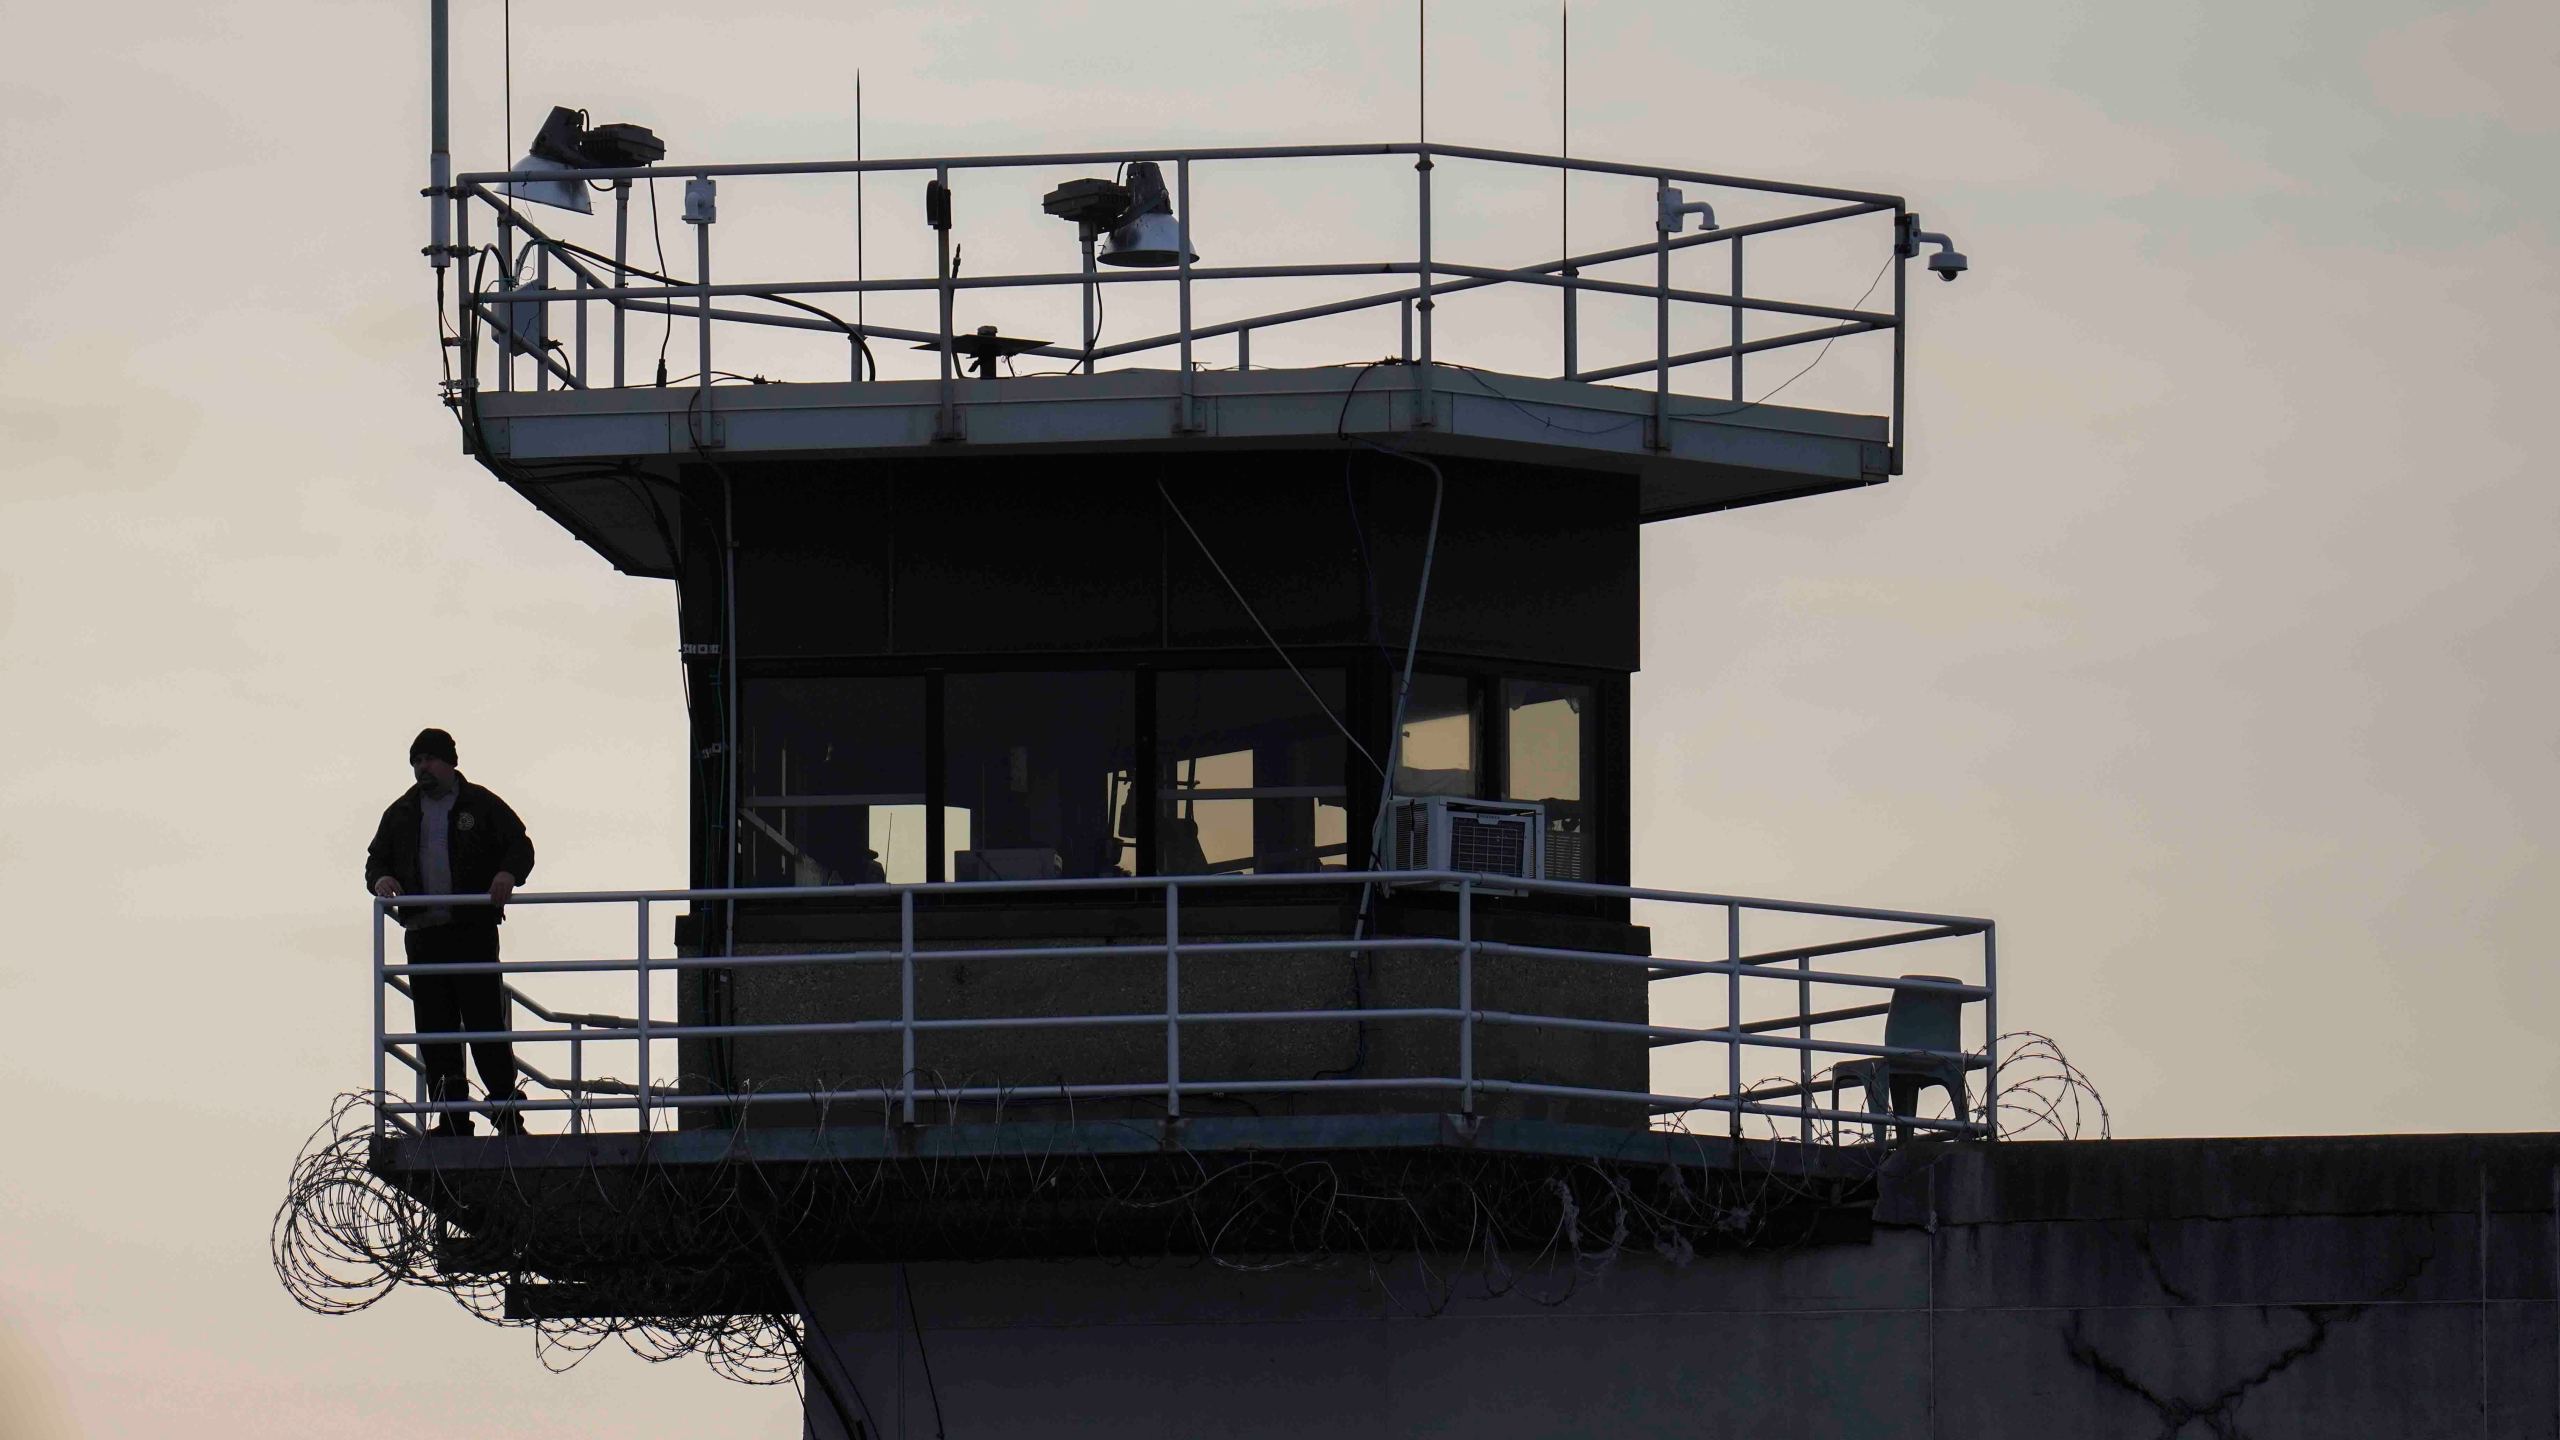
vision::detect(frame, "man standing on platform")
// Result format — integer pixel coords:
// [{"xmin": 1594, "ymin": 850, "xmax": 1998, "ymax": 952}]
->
[{"xmin": 364, "ymin": 728, "xmax": 537, "ymax": 1136}]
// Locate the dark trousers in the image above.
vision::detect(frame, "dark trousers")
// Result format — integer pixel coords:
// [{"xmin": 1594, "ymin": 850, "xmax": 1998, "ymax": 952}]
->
[{"xmin": 405, "ymin": 923, "xmax": 517, "ymax": 1115}]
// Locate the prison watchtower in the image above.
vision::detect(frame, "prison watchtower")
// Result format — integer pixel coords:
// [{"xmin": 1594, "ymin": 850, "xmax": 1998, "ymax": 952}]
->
[{"xmin": 346, "ymin": 10, "xmax": 1999, "ymax": 1430}]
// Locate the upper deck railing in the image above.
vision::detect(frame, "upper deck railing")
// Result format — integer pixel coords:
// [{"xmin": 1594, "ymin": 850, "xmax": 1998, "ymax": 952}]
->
[
  {"xmin": 369, "ymin": 869, "xmax": 1996, "ymax": 1148},
  {"xmin": 434, "ymin": 142, "xmax": 1934, "ymax": 466}
]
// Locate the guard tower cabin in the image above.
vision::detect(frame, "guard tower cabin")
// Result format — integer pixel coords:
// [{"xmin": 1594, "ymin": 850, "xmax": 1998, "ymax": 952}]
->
[
  {"xmin": 435, "ymin": 127, "xmax": 1977, "ymax": 1134},
  {"xmin": 380, "ymin": 26, "xmax": 1999, "ymax": 1410}
]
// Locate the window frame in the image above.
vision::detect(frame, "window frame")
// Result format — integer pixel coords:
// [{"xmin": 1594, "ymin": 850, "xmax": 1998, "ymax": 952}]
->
[{"xmin": 732, "ymin": 648, "xmax": 1626, "ymax": 891}]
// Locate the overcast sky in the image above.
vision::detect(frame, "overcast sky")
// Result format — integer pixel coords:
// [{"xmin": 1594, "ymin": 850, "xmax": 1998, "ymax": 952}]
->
[{"xmin": 3, "ymin": 1, "xmax": 2554, "ymax": 1435}]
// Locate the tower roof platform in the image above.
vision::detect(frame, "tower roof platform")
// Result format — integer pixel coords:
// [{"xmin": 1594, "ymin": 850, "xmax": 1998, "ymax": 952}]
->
[
  {"xmin": 475, "ymin": 365, "xmax": 1892, "ymax": 578},
  {"xmin": 433, "ymin": 140, "xmax": 1956, "ymax": 578}
]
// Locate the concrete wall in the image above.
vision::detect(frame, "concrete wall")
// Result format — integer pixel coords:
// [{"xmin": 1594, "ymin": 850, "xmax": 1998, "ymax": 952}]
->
[
  {"xmin": 681, "ymin": 900, "xmax": 1651, "ymax": 1128},
  {"xmin": 799, "ymin": 1134, "xmax": 2560, "ymax": 1439}
]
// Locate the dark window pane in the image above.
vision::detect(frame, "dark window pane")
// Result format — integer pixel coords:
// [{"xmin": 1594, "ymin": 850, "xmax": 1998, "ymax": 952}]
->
[
  {"xmin": 1505, "ymin": 678, "xmax": 1595, "ymax": 880},
  {"xmin": 1394, "ymin": 674, "xmax": 1477, "ymax": 798},
  {"xmin": 742, "ymin": 678, "xmax": 928, "ymax": 885},
  {"xmin": 1158, "ymin": 670, "xmax": 1351, "ymax": 875},
  {"xmin": 946, "ymin": 673, "xmax": 1135, "ymax": 881}
]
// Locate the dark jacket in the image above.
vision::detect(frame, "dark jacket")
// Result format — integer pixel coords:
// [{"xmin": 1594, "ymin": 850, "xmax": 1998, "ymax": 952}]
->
[{"xmin": 364, "ymin": 776, "xmax": 536, "ymax": 928}]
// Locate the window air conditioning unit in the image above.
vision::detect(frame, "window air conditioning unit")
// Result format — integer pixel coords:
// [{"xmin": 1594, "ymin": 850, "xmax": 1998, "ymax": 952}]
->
[{"xmin": 1385, "ymin": 796, "xmax": 1545, "ymax": 889}]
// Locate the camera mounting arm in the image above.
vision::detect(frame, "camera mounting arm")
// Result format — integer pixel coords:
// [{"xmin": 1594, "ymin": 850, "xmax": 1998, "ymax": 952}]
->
[
  {"xmin": 1899, "ymin": 216, "xmax": 1969, "ymax": 281},
  {"xmin": 1657, "ymin": 185, "xmax": 1719, "ymax": 235}
]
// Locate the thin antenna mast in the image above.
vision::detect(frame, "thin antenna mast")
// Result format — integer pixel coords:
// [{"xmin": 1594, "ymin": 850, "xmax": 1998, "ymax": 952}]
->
[
  {"xmin": 1417, "ymin": 0, "xmax": 1427, "ymax": 144},
  {"xmin": 856, "ymin": 71, "xmax": 866, "ymax": 339},
  {"xmin": 1559, "ymin": 2, "xmax": 1578, "ymax": 380},
  {"xmin": 429, "ymin": 0, "xmax": 450, "ymax": 273}
]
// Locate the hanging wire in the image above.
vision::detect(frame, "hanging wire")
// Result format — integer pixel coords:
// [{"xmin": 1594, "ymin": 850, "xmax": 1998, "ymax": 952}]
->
[{"xmin": 1154, "ymin": 478, "xmax": 1385, "ymax": 779}]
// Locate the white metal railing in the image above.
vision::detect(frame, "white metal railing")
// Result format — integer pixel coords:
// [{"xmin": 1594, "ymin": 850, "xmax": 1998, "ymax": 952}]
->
[
  {"xmin": 370, "ymin": 870, "xmax": 1995, "ymax": 1147},
  {"xmin": 433, "ymin": 142, "xmax": 1925, "ymax": 467}
]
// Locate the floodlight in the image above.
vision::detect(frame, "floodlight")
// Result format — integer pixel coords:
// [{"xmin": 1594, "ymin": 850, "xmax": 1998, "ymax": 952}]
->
[
  {"xmin": 504, "ymin": 155, "xmax": 592, "ymax": 214},
  {"xmin": 502, "ymin": 105, "xmax": 666, "ymax": 214},
  {"xmin": 1100, "ymin": 162, "xmax": 1198, "ymax": 268},
  {"xmin": 1042, "ymin": 177, "xmax": 1133, "ymax": 237}
]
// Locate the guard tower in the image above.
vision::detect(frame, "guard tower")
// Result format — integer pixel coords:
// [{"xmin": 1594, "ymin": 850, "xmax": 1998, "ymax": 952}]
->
[{"xmin": 313, "ymin": 8, "xmax": 2006, "ymax": 1434}]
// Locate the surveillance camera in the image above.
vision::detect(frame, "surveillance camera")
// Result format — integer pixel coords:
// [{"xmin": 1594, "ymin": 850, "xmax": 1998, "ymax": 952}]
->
[{"xmin": 1928, "ymin": 249, "xmax": 1968, "ymax": 282}]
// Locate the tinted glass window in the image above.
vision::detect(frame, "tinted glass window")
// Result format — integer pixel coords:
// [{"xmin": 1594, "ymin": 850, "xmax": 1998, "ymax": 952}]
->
[
  {"xmin": 741, "ymin": 678, "xmax": 929, "ymax": 885},
  {"xmin": 1157, "ymin": 670, "xmax": 1351, "ymax": 875},
  {"xmin": 946, "ymin": 672, "xmax": 1136, "ymax": 881},
  {"xmin": 1394, "ymin": 674, "xmax": 1477, "ymax": 798},
  {"xmin": 1506, "ymin": 678, "xmax": 1595, "ymax": 880}
]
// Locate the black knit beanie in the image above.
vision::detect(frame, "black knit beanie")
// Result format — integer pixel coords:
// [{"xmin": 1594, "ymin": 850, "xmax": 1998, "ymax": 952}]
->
[{"xmin": 409, "ymin": 728, "xmax": 459, "ymax": 765}]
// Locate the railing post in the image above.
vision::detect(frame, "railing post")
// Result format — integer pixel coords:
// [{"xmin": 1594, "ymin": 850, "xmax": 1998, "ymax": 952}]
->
[
  {"xmin": 1726, "ymin": 903, "xmax": 1742, "ymax": 1141},
  {"xmin": 1400, "ymin": 297, "xmax": 1413, "ymax": 364},
  {"xmin": 1176, "ymin": 158, "xmax": 1198, "ymax": 434},
  {"xmin": 1652, "ymin": 181, "xmax": 1672, "ymax": 452},
  {"xmin": 900, "ymin": 887, "xmax": 916, "ymax": 1125},
  {"xmin": 1891, "ymin": 211, "xmax": 1907, "ymax": 473},
  {"xmin": 1729, "ymin": 236, "xmax": 1744, "ymax": 402},
  {"xmin": 569, "ymin": 1019, "xmax": 585, "ymax": 1136},
  {"xmin": 1561, "ymin": 264, "xmax": 1579, "ymax": 380},
  {"xmin": 1457, "ymin": 878, "xmax": 1475, "ymax": 1115},
  {"xmin": 1237, "ymin": 327, "xmax": 1250, "ymax": 372},
  {"xmin": 1413, "ymin": 149, "xmax": 1435, "ymax": 429},
  {"xmin": 1982, "ymin": 923, "xmax": 1999, "ymax": 1140},
  {"xmin": 372, "ymin": 899, "xmax": 387, "ymax": 1140},
  {"xmin": 1796, "ymin": 947, "xmax": 1812, "ymax": 1144},
  {"xmin": 533, "ymin": 246, "xmax": 551, "ymax": 393},
  {"xmin": 1164, "ymin": 882, "xmax": 1181, "ymax": 1119},
  {"xmin": 496, "ymin": 213, "xmax": 514, "ymax": 395},
  {"xmin": 612, "ymin": 179, "xmax": 630, "ymax": 388},
  {"xmin": 572, "ymin": 254, "xmax": 588, "ymax": 390},
  {"xmin": 693, "ymin": 182, "xmax": 714, "ymax": 401},
  {"xmin": 635, "ymin": 897, "xmax": 651, "ymax": 1134}
]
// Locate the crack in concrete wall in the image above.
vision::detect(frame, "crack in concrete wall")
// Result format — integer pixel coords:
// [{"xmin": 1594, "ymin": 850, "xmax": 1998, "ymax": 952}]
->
[{"xmin": 2061, "ymin": 1304, "xmax": 2362, "ymax": 1439}]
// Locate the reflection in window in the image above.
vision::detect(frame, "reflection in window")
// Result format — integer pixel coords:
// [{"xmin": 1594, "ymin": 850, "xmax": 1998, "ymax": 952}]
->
[
  {"xmin": 946, "ymin": 673, "xmax": 1135, "ymax": 881},
  {"xmin": 1505, "ymin": 679, "xmax": 1595, "ymax": 880},
  {"xmin": 742, "ymin": 678, "xmax": 928, "ymax": 885},
  {"xmin": 1394, "ymin": 674, "xmax": 1477, "ymax": 798},
  {"xmin": 1157, "ymin": 670, "xmax": 1350, "ymax": 874}
]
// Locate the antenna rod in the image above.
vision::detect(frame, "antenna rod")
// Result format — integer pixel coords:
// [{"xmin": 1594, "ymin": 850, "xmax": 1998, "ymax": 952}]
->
[
  {"xmin": 1417, "ymin": 0, "xmax": 1428, "ymax": 145},
  {"xmin": 856, "ymin": 70, "xmax": 866, "ymax": 342},
  {"xmin": 429, "ymin": 0, "xmax": 449, "ymax": 271},
  {"xmin": 1560, "ymin": 2, "xmax": 1577, "ymax": 380}
]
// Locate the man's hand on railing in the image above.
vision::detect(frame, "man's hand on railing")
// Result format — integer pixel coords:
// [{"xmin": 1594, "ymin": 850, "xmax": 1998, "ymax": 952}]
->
[
  {"xmin": 373, "ymin": 876, "xmax": 403, "ymax": 899},
  {"xmin": 490, "ymin": 872, "xmax": 517, "ymax": 912}
]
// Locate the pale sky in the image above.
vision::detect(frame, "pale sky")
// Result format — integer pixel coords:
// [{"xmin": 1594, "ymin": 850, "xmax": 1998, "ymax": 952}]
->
[{"xmin": 3, "ymin": 1, "xmax": 2554, "ymax": 1435}]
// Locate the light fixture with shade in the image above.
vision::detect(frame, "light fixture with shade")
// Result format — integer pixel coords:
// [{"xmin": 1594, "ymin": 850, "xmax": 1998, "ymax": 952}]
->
[
  {"xmin": 503, "ymin": 155, "xmax": 592, "ymax": 214},
  {"xmin": 1099, "ymin": 161, "xmax": 1198, "ymax": 268},
  {"xmin": 502, "ymin": 106, "xmax": 665, "ymax": 215}
]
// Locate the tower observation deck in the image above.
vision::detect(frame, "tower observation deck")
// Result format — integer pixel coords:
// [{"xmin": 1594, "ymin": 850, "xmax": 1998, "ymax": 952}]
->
[{"xmin": 297, "ymin": 27, "xmax": 2026, "ymax": 1430}]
